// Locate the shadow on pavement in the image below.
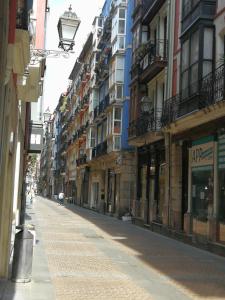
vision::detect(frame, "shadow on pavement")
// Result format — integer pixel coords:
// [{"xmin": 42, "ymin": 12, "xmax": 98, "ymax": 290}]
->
[{"xmin": 58, "ymin": 201, "xmax": 225, "ymax": 299}]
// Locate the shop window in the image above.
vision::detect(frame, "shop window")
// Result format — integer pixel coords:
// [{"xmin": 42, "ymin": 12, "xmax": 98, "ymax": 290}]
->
[
  {"xmin": 192, "ymin": 168, "xmax": 213, "ymax": 221},
  {"xmin": 218, "ymin": 170, "xmax": 225, "ymax": 220}
]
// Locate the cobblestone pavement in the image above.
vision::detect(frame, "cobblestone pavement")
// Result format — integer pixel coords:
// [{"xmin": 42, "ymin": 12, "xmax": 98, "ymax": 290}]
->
[{"xmin": 35, "ymin": 197, "xmax": 225, "ymax": 300}]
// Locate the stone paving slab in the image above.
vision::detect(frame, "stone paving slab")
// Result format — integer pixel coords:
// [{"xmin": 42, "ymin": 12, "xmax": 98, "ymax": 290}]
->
[{"xmin": 32, "ymin": 197, "xmax": 225, "ymax": 299}]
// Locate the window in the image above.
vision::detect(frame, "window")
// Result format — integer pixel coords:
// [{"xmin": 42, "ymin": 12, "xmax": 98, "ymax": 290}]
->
[
  {"xmin": 90, "ymin": 128, "xmax": 95, "ymax": 148},
  {"xmin": 102, "ymin": 119, "xmax": 107, "ymax": 141},
  {"xmin": 181, "ymin": 27, "xmax": 214, "ymax": 99},
  {"xmin": 107, "ymin": 112, "xmax": 112, "ymax": 134},
  {"xmin": 116, "ymin": 56, "xmax": 124, "ymax": 82},
  {"xmin": 142, "ymin": 25, "xmax": 148, "ymax": 43},
  {"xmin": 133, "ymin": 25, "xmax": 140, "ymax": 52},
  {"xmin": 116, "ymin": 85, "xmax": 123, "ymax": 99},
  {"xmin": 203, "ymin": 28, "xmax": 213, "ymax": 76},
  {"xmin": 118, "ymin": 20, "xmax": 125, "ymax": 34},
  {"xmin": 118, "ymin": 36, "xmax": 125, "ymax": 49},
  {"xmin": 113, "ymin": 107, "xmax": 122, "ymax": 134},
  {"xmin": 119, "ymin": 8, "xmax": 125, "ymax": 19},
  {"xmin": 30, "ymin": 134, "xmax": 41, "ymax": 144},
  {"xmin": 98, "ymin": 18, "xmax": 103, "ymax": 27},
  {"xmin": 114, "ymin": 136, "xmax": 121, "ymax": 150},
  {"xmin": 97, "ymin": 125, "xmax": 101, "ymax": 144}
]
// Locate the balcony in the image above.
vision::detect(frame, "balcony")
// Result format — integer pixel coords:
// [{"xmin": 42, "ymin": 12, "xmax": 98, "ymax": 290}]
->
[
  {"xmin": 129, "ymin": 111, "xmax": 162, "ymax": 139},
  {"xmin": 139, "ymin": 39, "xmax": 168, "ymax": 83},
  {"xmin": 93, "ymin": 94, "xmax": 110, "ymax": 120},
  {"xmin": 92, "ymin": 140, "xmax": 108, "ymax": 159},
  {"xmin": 161, "ymin": 64, "xmax": 225, "ymax": 127},
  {"xmin": 142, "ymin": 0, "xmax": 166, "ymax": 24},
  {"xmin": 182, "ymin": 0, "xmax": 216, "ymax": 33},
  {"xmin": 76, "ymin": 154, "xmax": 87, "ymax": 167},
  {"xmin": 99, "ymin": 94, "xmax": 110, "ymax": 115}
]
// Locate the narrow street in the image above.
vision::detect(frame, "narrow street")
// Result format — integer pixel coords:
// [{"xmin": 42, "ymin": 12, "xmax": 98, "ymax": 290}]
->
[{"xmin": 10, "ymin": 196, "xmax": 225, "ymax": 300}]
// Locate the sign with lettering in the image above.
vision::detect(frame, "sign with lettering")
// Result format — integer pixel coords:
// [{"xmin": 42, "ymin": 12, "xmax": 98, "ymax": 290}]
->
[{"xmin": 190, "ymin": 142, "xmax": 214, "ymax": 167}]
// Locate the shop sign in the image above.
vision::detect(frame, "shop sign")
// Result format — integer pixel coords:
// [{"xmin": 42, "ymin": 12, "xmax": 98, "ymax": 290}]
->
[
  {"xmin": 218, "ymin": 134, "xmax": 225, "ymax": 169},
  {"xmin": 190, "ymin": 142, "xmax": 214, "ymax": 167}
]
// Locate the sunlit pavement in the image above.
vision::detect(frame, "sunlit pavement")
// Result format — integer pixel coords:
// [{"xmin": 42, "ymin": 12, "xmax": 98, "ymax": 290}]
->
[{"xmin": 11, "ymin": 196, "xmax": 225, "ymax": 300}]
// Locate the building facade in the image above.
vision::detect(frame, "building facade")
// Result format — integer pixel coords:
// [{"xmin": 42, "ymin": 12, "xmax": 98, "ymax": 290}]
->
[
  {"xmin": 161, "ymin": 0, "xmax": 225, "ymax": 245},
  {"xmin": 0, "ymin": 0, "xmax": 47, "ymax": 279},
  {"xmin": 42, "ymin": 0, "xmax": 225, "ymax": 251}
]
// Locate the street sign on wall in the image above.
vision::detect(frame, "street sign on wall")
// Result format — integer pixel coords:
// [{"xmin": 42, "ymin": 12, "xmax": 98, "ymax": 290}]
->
[{"xmin": 28, "ymin": 122, "xmax": 43, "ymax": 153}]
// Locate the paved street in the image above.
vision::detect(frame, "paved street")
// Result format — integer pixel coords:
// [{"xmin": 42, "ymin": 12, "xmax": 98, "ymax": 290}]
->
[{"xmin": 8, "ymin": 196, "xmax": 225, "ymax": 300}]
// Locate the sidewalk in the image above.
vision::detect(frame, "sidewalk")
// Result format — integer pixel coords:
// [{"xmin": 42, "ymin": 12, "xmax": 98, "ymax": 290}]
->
[{"xmin": 0, "ymin": 199, "xmax": 55, "ymax": 300}]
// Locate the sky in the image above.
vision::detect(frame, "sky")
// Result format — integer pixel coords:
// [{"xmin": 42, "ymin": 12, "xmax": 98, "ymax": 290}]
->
[{"xmin": 43, "ymin": 0, "xmax": 105, "ymax": 112}]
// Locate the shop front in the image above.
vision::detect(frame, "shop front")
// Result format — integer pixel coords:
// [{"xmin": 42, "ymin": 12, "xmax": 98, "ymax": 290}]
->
[
  {"xmin": 217, "ymin": 134, "xmax": 225, "ymax": 244},
  {"xmin": 190, "ymin": 136, "xmax": 215, "ymax": 239},
  {"xmin": 184, "ymin": 134, "xmax": 225, "ymax": 244},
  {"xmin": 136, "ymin": 141, "xmax": 165, "ymax": 225}
]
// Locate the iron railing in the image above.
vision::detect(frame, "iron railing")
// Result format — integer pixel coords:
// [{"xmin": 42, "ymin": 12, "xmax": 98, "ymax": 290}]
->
[
  {"xmin": 162, "ymin": 64, "xmax": 225, "ymax": 126},
  {"xmin": 92, "ymin": 141, "xmax": 108, "ymax": 158},
  {"xmin": 129, "ymin": 111, "xmax": 162, "ymax": 138},
  {"xmin": 76, "ymin": 154, "xmax": 87, "ymax": 166},
  {"xmin": 139, "ymin": 39, "xmax": 168, "ymax": 70}
]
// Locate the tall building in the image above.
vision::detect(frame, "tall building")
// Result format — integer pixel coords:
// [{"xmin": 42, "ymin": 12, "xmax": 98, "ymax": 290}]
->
[
  {"xmin": 0, "ymin": 0, "xmax": 47, "ymax": 279},
  {"xmin": 50, "ymin": 0, "xmax": 135, "ymax": 216},
  {"xmin": 161, "ymin": 0, "xmax": 225, "ymax": 246},
  {"xmin": 129, "ymin": 0, "xmax": 173, "ymax": 225},
  {"xmin": 129, "ymin": 0, "xmax": 225, "ymax": 248}
]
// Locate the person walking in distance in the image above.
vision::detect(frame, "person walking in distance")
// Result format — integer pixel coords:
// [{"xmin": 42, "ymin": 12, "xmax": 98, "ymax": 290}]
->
[{"xmin": 58, "ymin": 192, "xmax": 64, "ymax": 205}]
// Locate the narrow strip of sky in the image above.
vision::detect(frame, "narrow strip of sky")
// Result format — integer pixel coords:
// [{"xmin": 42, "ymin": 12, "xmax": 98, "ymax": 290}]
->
[{"xmin": 43, "ymin": 0, "xmax": 105, "ymax": 112}]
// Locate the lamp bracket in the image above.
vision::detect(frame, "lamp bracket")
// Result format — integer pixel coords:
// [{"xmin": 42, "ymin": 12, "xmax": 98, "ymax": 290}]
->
[{"xmin": 30, "ymin": 48, "xmax": 70, "ymax": 64}]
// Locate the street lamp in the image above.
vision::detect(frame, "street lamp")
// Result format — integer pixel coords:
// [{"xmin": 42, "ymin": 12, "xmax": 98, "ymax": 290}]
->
[
  {"xmin": 30, "ymin": 5, "xmax": 80, "ymax": 63},
  {"xmin": 43, "ymin": 107, "xmax": 51, "ymax": 123},
  {"xmin": 57, "ymin": 5, "xmax": 81, "ymax": 52},
  {"xmin": 140, "ymin": 96, "xmax": 152, "ymax": 114}
]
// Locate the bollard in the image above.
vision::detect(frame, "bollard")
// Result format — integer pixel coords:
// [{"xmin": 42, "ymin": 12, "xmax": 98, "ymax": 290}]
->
[{"xmin": 11, "ymin": 227, "xmax": 34, "ymax": 283}]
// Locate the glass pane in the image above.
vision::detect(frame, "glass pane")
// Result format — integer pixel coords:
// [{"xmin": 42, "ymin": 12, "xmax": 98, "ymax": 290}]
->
[
  {"xmin": 114, "ymin": 121, "xmax": 121, "ymax": 133},
  {"xmin": 116, "ymin": 56, "xmax": 124, "ymax": 69},
  {"xmin": 118, "ymin": 20, "xmax": 125, "ymax": 34},
  {"xmin": 116, "ymin": 85, "xmax": 123, "ymax": 99},
  {"xmin": 114, "ymin": 107, "xmax": 122, "ymax": 120},
  {"xmin": 190, "ymin": 63, "xmax": 198, "ymax": 93},
  {"xmin": 204, "ymin": 28, "xmax": 213, "ymax": 60},
  {"xmin": 181, "ymin": 70, "xmax": 188, "ymax": 90},
  {"xmin": 192, "ymin": 169, "xmax": 213, "ymax": 221},
  {"xmin": 116, "ymin": 69, "xmax": 124, "ymax": 82},
  {"xmin": 119, "ymin": 8, "xmax": 125, "ymax": 19},
  {"xmin": 114, "ymin": 136, "xmax": 121, "ymax": 150},
  {"xmin": 182, "ymin": 39, "xmax": 189, "ymax": 71},
  {"xmin": 118, "ymin": 36, "xmax": 125, "ymax": 49},
  {"xmin": 203, "ymin": 61, "xmax": 212, "ymax": 77},
  {"xmin": 190, "ymin": 30, "xmax": 199, "ymax": 64},
  {"xmin": 61, "ymin": 24, "xmax": 75, "ymax": 40}
]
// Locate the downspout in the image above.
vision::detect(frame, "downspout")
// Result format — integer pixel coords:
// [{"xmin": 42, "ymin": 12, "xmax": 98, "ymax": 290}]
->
[{"xmin": 165, "ymin": 0, "xmax": 173, "ymax": 228}]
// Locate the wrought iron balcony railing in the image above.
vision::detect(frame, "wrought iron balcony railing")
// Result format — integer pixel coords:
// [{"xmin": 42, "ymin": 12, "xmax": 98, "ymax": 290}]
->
[
  {"xmin": 92, "ymin": 140, "xmax": 108, "ymax": 159},
  {"xmin": 139, "ymin": 39, "xmax": 168, "ymax": 80},
  {"xmin": 161, "ymin": 64, "xmax": 225, "ymax": 126},
  {"xmin": 128, "ymin": 111, "xmax": 162, "ymax": 138},
  {"xmin": 76, "ymin": 154, "xmax": 87, "ymax": 166},
  {"xmin": 94, "ymin": 94, "xmax": 110, "ymax": 120}
]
